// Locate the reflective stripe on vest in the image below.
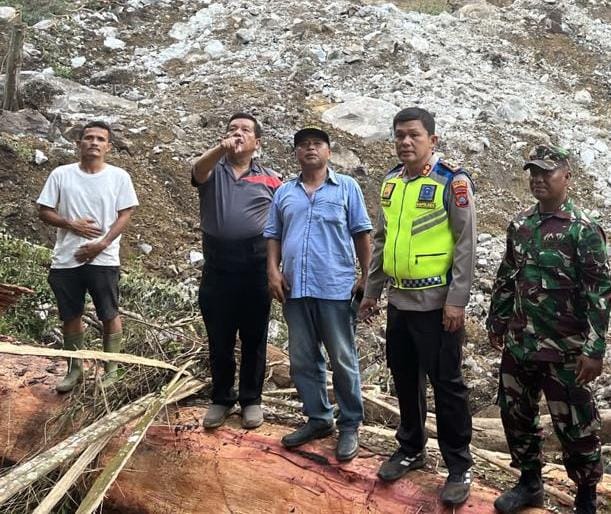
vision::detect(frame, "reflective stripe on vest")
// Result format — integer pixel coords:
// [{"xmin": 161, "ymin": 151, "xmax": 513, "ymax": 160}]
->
[{"xmin": 381, "ymin": 175, "xmax": 454, "ymax": 290}]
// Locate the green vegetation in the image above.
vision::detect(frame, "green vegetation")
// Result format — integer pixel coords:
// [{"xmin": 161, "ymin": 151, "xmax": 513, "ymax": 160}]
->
[
  {"xmin": 382, "ymin": 0, "xmax": 449, "ymax": 15},
  {"xmin": 0, "ymin": 0, "xmax": 72, "ymax": 25},
  {"xmin": 0, "ymin": 228, "xmax": 201, "ymax": 342},
  {"xmin": 0, "ymin": 135, "xmax": 39, "ymax": 162},
  {"xmin": 0, "ymin": 230, "xmax": 55, "ymax": 339},
  {"xmin": 52, "ymin": 63, "xmax": 72, "ymax": 79}
]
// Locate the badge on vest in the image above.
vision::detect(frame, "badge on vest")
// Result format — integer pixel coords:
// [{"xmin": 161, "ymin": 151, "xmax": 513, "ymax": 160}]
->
[
  {"xmin": 382, "ymin": 182, "xmax": 396, "ymax": 200},
  {"xmin": 416, "ymin": 184, "xmax": 436, "ymax": 209},
  {"xmin": 381, "ymin": 182, "xmax": 396, "ymax": 206}
]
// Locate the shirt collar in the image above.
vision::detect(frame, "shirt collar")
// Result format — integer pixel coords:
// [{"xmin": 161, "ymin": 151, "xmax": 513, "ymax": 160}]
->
[
  {"xmin": 296, "ymin": 167, "xmax": 339, "ymax": 185},
  {"xmin": 400, "ymin": 153, "xmax": 438, "ymax": 180},
  {"xmin": 220, "ymin": 155, "xmax": 261, "ymax": 175},
  {"xmin": 526, "ymin": 197, "xmax": 574, "ymax": 221}
]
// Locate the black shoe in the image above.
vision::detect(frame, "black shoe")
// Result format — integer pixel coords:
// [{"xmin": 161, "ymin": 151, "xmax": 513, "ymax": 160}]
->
[
  {"xmin": 440, "ymin": 470, "xmax": 472, "ymax": 505},
  {"xmin": 336, "ymin": 431, "xmax": 359, "ymax": 462},
  {"xmin": 377, "ymin": 448, "xmax": 427, "ymax": 482},
  {"xmin": 281, "ymin": 420, "xmax": 334, "ymax": 448},
  {"xmin": 494, "ymin": 481, "xmax": 544, "ymax": 513},
  {"xmin": 574, "ymin": 484, "xmax": 596, "ymax": 514}
]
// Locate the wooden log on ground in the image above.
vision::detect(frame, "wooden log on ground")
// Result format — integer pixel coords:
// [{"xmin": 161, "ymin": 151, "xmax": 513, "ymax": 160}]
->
[
  {"xmin": 101, "ymin": 414, "xmax": 522, "ymax": 514},
  {"xmin": 266, "ymin": 343, "xmax": 292, "ymax": 388},
  {"xmin": 470, "ymin": 412, "xmax": 611, "ymax": 453},
  {"xmin": 1, "ymin": 354, "xmax": 549, "ymax": 513}
]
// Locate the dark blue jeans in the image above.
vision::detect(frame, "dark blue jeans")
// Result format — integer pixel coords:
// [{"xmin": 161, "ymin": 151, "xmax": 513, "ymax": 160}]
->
[{"xmin": 283, "ymin": 298, "xmax": 363, "ymax": 431}]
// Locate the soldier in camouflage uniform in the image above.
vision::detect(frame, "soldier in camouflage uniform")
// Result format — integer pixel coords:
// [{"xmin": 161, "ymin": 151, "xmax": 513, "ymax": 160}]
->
[{"xmin": 487, "ymin": 145, "xmax": 611, "ymax": 514}]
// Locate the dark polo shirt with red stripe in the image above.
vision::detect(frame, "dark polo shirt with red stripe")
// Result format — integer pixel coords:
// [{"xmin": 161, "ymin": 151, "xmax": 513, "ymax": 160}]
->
[{"xmin": 192, "ymin": 156, "xmax": 282, "ymax": 241}]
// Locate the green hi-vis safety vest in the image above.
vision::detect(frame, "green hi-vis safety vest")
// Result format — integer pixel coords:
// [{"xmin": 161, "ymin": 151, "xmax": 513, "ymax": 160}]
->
[{"xmin": 381, "ymin": 174, "xmax": 454, "ymax": 290}]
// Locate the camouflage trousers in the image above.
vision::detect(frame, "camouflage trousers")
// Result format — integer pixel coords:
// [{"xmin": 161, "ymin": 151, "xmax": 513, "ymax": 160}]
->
[{"xmin": 498, "ymin": 351, "xmax": 602, "ymax": 486}]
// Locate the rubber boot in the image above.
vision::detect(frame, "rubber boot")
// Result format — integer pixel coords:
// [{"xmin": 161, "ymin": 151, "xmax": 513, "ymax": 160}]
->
[
  {"xmin": 101, "ymin": 332, "xmax": 122, "ymax": 386},
  {"xmin": 56, "ymin": 332, "xmax": 84, "ymax": 393},
  {"xmin": 494, "ymin": 469, "xmax": 544, "ymax": 513},
  {"xmin": 574, "ymin": 484, "xmax": 596, "ymax": 514}
]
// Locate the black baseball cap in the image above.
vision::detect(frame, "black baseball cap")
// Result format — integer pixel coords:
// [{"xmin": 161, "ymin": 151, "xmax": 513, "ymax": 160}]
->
[{"xmin": 294, "ymin": 127, "xmax": 330, "ymax": 147}]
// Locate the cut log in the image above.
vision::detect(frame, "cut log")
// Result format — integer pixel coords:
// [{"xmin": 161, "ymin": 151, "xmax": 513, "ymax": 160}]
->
[
  {"xmin": 3, "ymin": 354, "xmax": 609, "ymax": 513},
  {"xmin": 470, "ymin": 412, "xmax": 611, "ymax": 453},
  {"xmin": 266, "ymin": 343, "xmax": 292, "ymax": 388},
  {"xmin": 0, "ymin": 354, "xmax": 542, "ymax": 513},
  {"xmin": 101, "ymin": 415, "xmax": 524, "ymax": 514}
]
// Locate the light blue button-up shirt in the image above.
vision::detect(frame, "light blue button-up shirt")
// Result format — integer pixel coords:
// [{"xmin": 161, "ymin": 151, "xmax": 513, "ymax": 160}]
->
[{"xmin": 264, "ymin": 169, "xmax": 372, "ymax": 300}]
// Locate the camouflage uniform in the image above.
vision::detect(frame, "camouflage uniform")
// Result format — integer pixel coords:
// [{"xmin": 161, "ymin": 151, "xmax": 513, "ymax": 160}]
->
[{"xmin": 487, "ymin": 196, "xmax": 611, "ymax": 487}]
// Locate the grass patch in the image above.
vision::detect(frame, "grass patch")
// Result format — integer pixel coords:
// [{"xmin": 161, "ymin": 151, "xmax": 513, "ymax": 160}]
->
[
  {"xmin": 52, "ymin": 63, "xmax": 72, "ymax": 79},
  {"xmin": 0, "ymin": 135, "xmax": 36, "ymax": 162}
]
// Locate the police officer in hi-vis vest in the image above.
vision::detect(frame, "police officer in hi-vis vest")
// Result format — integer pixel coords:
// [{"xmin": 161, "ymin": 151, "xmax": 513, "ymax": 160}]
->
[{"xmin": 360, "ymin": 107, "xmax": 476, "ymax": 506}]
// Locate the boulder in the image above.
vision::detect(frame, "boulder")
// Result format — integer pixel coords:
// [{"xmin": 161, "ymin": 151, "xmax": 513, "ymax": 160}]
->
[
  {"xmin": 0, "ymin": 109, "xmax": 50, "ymax": 137},
  {"xmin": 15, "ymin": 73, "xmax": 138, "ymax": 119},
  {"xmin": 321, "ymin": 97, "xmax": 397, "ymax": 142},
  {"xmin": 0, "ymin": 6, "xmax": 17, "ymax": 23}
]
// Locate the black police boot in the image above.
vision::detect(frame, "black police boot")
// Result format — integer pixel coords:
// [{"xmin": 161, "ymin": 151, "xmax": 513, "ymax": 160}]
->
[
  {"xmin": 573, "ymin": 484, "xmax": 596, "ymax": 514},
  {"xmin": 494, "ymin": 469, "xmax": 544, "ymax": 513}
]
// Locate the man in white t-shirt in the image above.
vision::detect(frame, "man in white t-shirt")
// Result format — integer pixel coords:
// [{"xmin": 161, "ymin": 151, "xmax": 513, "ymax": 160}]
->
[{"xmin": 37, "ymin": 121, "xmax": 139, "ymax": 392}]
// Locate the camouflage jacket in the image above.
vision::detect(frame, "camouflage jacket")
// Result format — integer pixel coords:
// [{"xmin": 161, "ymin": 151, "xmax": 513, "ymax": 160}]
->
[{"xmin": 487, "ymin": 198, "xmax": 611, "ymax": 361}]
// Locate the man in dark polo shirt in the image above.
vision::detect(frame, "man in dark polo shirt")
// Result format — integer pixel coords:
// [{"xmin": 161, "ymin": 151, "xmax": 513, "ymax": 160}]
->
[{"xmin": 191, "ymin": 112, "xmax": 282, "ymax": 429}]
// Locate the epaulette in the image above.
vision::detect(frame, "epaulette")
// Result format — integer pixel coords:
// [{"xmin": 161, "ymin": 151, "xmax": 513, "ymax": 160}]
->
[
  {"xmin": 385, "ymin": 163, "xmax": 404, "ymax": 178},
  {"xmin": 438, "ymin": 159, "xmax": 463, "ymax": 173}
]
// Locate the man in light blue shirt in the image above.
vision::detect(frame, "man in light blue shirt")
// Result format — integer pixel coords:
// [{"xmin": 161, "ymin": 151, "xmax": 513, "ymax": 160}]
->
[{"xmin": 264, "ymin": 127, "xmax": 372, "ymax": 461}]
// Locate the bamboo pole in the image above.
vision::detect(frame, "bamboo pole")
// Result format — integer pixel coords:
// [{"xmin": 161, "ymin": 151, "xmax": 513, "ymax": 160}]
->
[
  {"xmin": 31, "ymin": 434, "xmax": 114, "ymax": 514},
  {"xmin": 75, "ymin": 364, "xmax": 195, "ymax": 514},
  {"xmin": 0, "ymin": 342, "xmax": 182, "ymax": 372}
]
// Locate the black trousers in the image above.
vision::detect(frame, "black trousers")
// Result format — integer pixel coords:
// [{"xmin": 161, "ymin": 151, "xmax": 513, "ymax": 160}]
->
[
  {"xmin": 199, "ymin": 264, "xmax": 270, "ymax": 407},
  {"xmin": 386, "ymin": 305, "xmax": 473, "ymax": 473}
]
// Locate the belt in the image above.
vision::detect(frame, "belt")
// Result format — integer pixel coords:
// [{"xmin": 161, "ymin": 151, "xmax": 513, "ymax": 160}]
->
[{"xmin": 202, "ymin": 233, "xmax": 266, "ymax": 270}]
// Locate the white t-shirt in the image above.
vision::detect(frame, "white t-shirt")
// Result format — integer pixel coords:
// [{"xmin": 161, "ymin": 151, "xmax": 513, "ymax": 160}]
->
[{"xmin": 37, "ymin": 163, "xmax": 139, "ymax": 269}]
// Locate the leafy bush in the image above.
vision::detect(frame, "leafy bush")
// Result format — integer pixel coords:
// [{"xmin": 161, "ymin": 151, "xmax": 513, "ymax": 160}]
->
[
  {"xmin": 0, "ymin": 229, "xmax": 200, "ymax": 341},
  {"xmin": 0, "ymin": 229, "xmax": 55, "ymax": 340}
]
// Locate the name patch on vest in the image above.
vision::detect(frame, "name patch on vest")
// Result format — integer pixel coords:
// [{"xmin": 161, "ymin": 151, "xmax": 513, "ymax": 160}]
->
[
  {"xmin": 381, "ymin": 182, "xmax": 396, "ymax": 201},
  {"xmin": 416, "ymin": 184, "xmax": 436, "ymax": 209}
]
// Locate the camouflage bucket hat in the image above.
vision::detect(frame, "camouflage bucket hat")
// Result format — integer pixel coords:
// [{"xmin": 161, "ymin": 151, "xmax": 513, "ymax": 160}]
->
[{"xmin": 523, "ymin": 144, "xmax": 570, "ymax": 171}]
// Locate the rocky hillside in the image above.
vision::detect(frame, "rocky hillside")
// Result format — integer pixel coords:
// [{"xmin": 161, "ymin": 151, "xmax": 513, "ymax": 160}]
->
[{"xmin": 0, "ymin": 0, "xmax": 610, "ymax": 411}]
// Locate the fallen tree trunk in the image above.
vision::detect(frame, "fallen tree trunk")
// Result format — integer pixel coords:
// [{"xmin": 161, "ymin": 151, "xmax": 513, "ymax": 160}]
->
[
  {"xmin": 1, "ymin": 354, "xmax": 550, "ymax": 513},
  {"xmin": 470, "ymin": 412, "xmax": 611, "ymax": 453}
]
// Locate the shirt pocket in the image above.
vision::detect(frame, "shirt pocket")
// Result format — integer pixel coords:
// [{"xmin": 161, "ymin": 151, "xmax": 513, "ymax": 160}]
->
[
  {"xmin": 538, "ymin": 251, "xmax": 577, "ymax": 290},
  {"xmin": 317, "ymin": 200, "xmax": 345, "ymax": 225},
  {"xmin": 566, "ymin": 381, "xmax": 601, "ymax": 437}
]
